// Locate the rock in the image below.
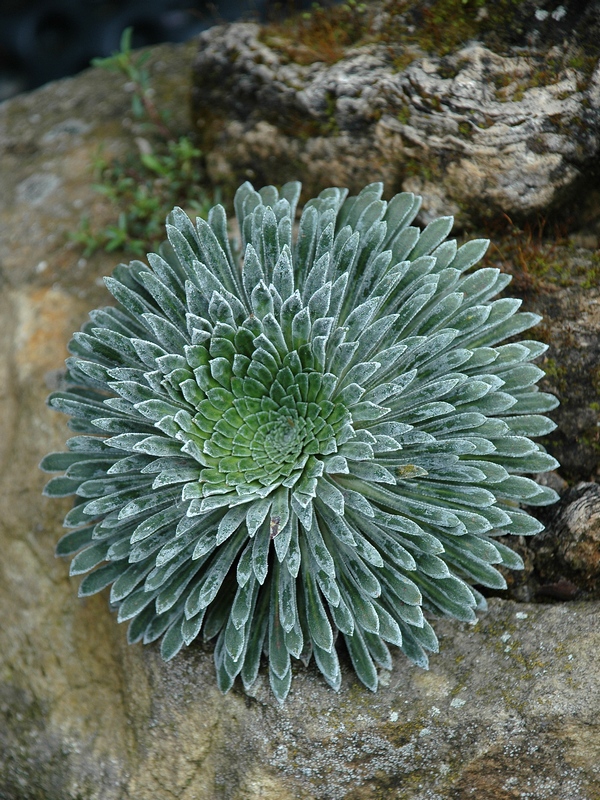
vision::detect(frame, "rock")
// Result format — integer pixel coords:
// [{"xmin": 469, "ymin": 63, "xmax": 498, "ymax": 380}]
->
[
  {"xmin": 510, "ymin": 483, "xmax": 600, "ymax": 602},
  {"xmin": 0, "ymin": 40, "xmax": 196, "ymax": 294},
  {"xmin": 524, "ymin": 262, "xmax": 600, "ymax": 482},
  {"xmin": 1, "ymin": 31, "xmax": 600, "ymax": 800},
  {"xmin": 191, "ymin": 13, "xmax": 600, "ymax": 227},
  {"xmin": 569, "ymin": 231, "xmax": 600, "ymax": 250},
  {"xmin": 553, "ymin": 484, "xmax": 600, "ymax": 588}
]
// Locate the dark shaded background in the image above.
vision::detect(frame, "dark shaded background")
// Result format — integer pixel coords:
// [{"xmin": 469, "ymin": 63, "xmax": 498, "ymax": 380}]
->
[{"xmin": 0, "ymin": 0, "xmax": 308, "ymax": 101}]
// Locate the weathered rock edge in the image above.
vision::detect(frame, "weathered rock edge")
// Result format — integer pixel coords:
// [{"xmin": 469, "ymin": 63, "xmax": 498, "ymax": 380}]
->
[
  {"xmin": 3, "ymin": 569, "xmax": 600, "ymax": 800},
  {"xmin": 192, "ymin": 21, "xmax": 600, "ymax": 227}
]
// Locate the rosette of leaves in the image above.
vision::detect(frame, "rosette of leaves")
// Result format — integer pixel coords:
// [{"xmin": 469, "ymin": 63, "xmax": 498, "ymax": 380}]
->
[{"xmin": 41, "ymin": 181, "xmax": 559, "ymax": 701}]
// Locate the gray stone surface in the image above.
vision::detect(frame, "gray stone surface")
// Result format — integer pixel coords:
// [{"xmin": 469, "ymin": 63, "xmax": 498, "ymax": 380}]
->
[
  {"xmin": 192, "ymin": 21, "xmax": 600, "ymax": 228},
  {"xmin": 1, "ymin": 34, "xmax": 599, "ymax": 800}
]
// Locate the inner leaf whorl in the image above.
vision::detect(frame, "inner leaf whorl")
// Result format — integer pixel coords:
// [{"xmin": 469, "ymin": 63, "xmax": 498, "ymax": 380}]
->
[{"xmin": 168, "ymin": 328, "xmax": 350, "ymax": 504}]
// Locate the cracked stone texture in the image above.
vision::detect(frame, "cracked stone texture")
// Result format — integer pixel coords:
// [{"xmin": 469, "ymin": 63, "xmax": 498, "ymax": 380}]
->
[
  {"xmin": 191, "ymin": 20, "xmax": 600, "ymax": 228},
  {"xmin": 1, "ymin": 36, "xmax": 600, "ymax": 800}
]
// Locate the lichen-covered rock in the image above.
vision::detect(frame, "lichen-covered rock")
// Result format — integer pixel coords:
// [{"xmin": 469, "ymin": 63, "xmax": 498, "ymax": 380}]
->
[
  {"xmin": 396, "ymin": 44, "xmax": 600, "ymax": 223},
  {"xmin": 191, "ymin": 19, "xmax": 600, "ymax": 227},
  {"xmin": 1, "ymin": 34, "xmax": 600, "ymax": 800}
]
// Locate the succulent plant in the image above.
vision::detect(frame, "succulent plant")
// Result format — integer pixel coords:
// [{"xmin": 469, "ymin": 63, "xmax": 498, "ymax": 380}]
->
[{"xmin": 41, "ymin": 181, "xmax": 559, "ymax": 701}]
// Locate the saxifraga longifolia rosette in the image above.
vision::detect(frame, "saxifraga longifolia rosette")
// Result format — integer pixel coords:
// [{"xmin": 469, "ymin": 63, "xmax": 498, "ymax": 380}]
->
[{"xmin": 41, "ymin": 182, "xmax": 560, "ymax": 701}]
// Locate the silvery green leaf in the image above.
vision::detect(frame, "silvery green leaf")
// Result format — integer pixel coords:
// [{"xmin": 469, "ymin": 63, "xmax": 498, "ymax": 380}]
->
[
  {"xmin": 431, "ymin": 238, "xmax": 457, "ymax": 269},
  {"xmin": 315, "ymin": 510, "xmax": 355, "ymax": 553},
  {"xmin": 401, "ymin": 620, "xmax": 437, "ymax": 664},
  {"xmin": 78, "ymin": 561, "xmax": 124, "ymax": 596},
  {"xmin": 292, "ymin": 307, "xmax": 311, "ymax": 350},
  {"xmin": 217, "ymin": 504, "xmax": 247, "ymax": 544},
  {"xmin": 166, "ymin": 222, "xmax": 201, "ymax": 277},
  {"xmin": 145, "ymin": 600, "xmax": 185, "ymax": 646},
  {"xmin": 301, "ymin": 545, "xmax": 333, "ymax": 653},
  {"xmin": 306, "ymin": 515, "xmax": 336, "ymax": 579},
  {"xmin": 181, "ymin": 608, "xmax": 207, "ymax": 646},
  {"xmin": 294, "ymin": 205, "xmax": 319, "ymax": 289},
  {"xmin": 145, "ymin": 539, "xmax": 196, "ymax": 592},
  {"xmin": 354, "ymin": 517, "xmax": 415, "ymax": 571},
  {"xmin": 269, "ymin": 662, "xmax": 292, "ymax": 704},
  {"xmin": 372, "ymin": 600, "xmax": 404, "ymax": 645},
  {"xmin": 167, "ymin": 205, "xmax": 201, "ymax": 252},
  {"xmin": 416, "ymin": 580, "xmax": 476, "ymax": 623},
  {"xmin": 313, "ymin": 640, "xmax": 342, "ymax": 691},
  {"xmin": 104, "ymin": 276, "xmax": 155, "ymax": 317},
  {"xmin": 323, "ymin": 592, "xmax": 351, "ymax": 636},
  {"xmin": 69, "ymin": 540, "xmax": 112, "ymax": 575},
  {"xmin": 43, "ymin": 452, "xmax": 112, "ymax": 479},
  {"xmin": 246, "ymin": 498, "xmax": 271, "ymax": 537},
  {"xmin": 235, "ymin": 540, "xmax": 254, "ymax": 587},
  {"xmin": 128, "ymin": 524, "xmax": 175, "ymax": 562},
  {"xmin": 156, "ymin": 560, "xmax": 204, "ymax": 614},
  {"xmin": 348, "ymin": 461, "xmax": 396, "ymax": 485},
  {"xmin": 409, "ymin": 216, "xmax": 454, "ymax": 260},
  {"xmin": 275, "ymin": 562, "xmax": 296, "ymax": 635},
  {"xmin": 467, "ymin": 312, "xmax": 543, "ymax": 349},
  {"xmin": 241, "ymin": 589, "xmax": 269, "ymax": 691},
  {"xmin": 443, "ymin": 542, "xmax": 507, "ymax": 590},
  {"xmin": 450, "ymin": 239, "xmax": 490, "ymax": 272},
  {"xmin": 189, "ymin": 529, "xmax": 246, "ymax": 615},
  {"xmin": 49, "ymin": 391, "xmax": 110, "ymax": 420},
  {"xmin": 252, "ymin": 518, "xmax": 271, "ymax": 584},
  {"xmin": 230, "ymin": 575, "xmax": 258, "ymax": 633},
  {"xmin": 117, "ymin": 586, "xmax": 158, "ymax": 623},
  {"xmin": 198, "ymin": 213, "xmax": 241, "ymax": 297},
  {"xmin": 272, "ymin": 245, "xmax": 294, "ymax": 302},
  {"xmin": 234, "ymin": 182, "xmax": 259, "ymax": 241},
  {"xmin": 77, "ymin": 473, "xmax": 148, "ymax": 499},
  {"xmin": 351, "ymin": 195, "xmax": 386, "ymax": 237},
  {"xmin": 340, "ymin": 547, "xmax": 381, "ymax": 600},
  {"xmin": 363, "ymin": 630, "xmax": 392, "ymax": 669},
  {"xmin": 55, "ymin": 526, "xmax": 95, "ymax": 557},
  {"xmin": 278, "ymin": 181, "xmax": 301, "ymax": 218},
  {"xmin": 268, "ymin": 572, "xmax": 290, "ymax": 680},
  {"xmin": 302, "ymin": 253, "xmax": 331, "ymax": 308},
  {"xmin": 315, "ymin": 477, "xmax": 345, "ymax": 515},
  {"xmin": 146, "ymin": 251, "xmax": 184, "ymax": 295},
  {"xmin": 499, "ymin": 509, "xmax": 544, "ymax": 536},
  {"xmin": 203, "ymin": 589, "xmax": 234, "ymax": 640},
  {"xmin": 43, "ymin": 476, "xmax": 83, "ymax": 497},
  {"xmin": 69, "ymin": 358, "xmax": 113, "ymax": 386},
  {"xmin": 344, "ymin": 627, "xmax": 378, "ymax": 692},
  {"xmin": 160, "ymin": 619, "xmax": 185, "ymax": 661},
  {"xmin": 382, "ymin": 192, "xmax": 420, "ymax": 247},
  {"xmin": 314, "ymin": 221, "xmax": 334, "ymax": 269},
  {"xmin": 143, "ymin": 312, "xmax": 189, "ymax": 354},
  {"xmin": 224, "ymin": 610, "xmax": 247, "ymax": 664},
  {"xmin": 87, "ymin": 304, "xmax": 145, "ymax": 337},
  {"xmin": 137, "ymin": 271, "xmax": 187, "ymax": 330},
  {"xmin": 518, "ymin": 482, "xmax": 559, "ymax": 506},
  {"xmin": 505, "ymin": 390, "xmax": 560, "ymax": 415}
]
